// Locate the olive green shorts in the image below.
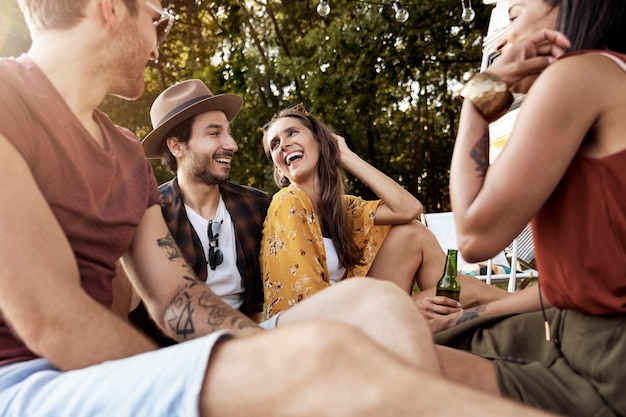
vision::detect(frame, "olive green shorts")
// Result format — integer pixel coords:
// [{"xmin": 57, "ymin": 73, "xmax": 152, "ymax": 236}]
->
[{"xmin": 435, "ymin": 308, "xmax": 625, "ymax": 417}]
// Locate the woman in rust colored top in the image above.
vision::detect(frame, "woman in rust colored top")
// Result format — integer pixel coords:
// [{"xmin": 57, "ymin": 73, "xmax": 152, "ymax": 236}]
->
[{"xmin": 434, "ymin": 0, "xmax": 626, "ymax": 416}]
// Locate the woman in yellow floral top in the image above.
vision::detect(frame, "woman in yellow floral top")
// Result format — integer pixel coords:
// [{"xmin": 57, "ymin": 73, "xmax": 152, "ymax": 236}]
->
[{"xmin": 261, "ymin": 105, "xmax": 508, "ymax": 319}]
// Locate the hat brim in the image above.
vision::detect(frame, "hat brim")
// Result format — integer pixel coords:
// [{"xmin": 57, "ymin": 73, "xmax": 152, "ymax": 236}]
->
[{"xmin": 142, "ymin": 93, "xmax": 243, "ymax": 159}]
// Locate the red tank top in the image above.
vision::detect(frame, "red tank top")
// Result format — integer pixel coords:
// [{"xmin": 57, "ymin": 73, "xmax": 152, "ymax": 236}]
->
[{"xmin": 534, "ymin": 51, "xmax": 626, "ymax": 315}]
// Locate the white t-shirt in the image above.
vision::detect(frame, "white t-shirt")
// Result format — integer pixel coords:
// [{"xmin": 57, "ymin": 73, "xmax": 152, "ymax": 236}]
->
[
  {"xmin": 323, "ymin": 237, "xmax": 346, "ymax": 284},
  {"xmin": 185, "ymin": 195, "xmax": 244, "ymax": 310}
]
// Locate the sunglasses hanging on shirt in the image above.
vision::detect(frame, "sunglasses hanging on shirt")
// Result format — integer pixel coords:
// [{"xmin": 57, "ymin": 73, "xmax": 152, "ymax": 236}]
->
[{"xmin": 207, "ymin": 220, "xmax": 224, "ymax": 270}]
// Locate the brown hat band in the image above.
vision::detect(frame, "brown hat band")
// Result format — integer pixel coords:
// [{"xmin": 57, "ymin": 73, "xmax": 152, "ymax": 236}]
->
[{"xmin": 156, "ymin": 94, "xmax": 211, "ymax": 128}]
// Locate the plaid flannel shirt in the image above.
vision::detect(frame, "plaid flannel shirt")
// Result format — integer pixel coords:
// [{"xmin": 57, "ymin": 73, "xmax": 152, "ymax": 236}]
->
[{"xmin": 160, "ymin": 178, "xmax": 270, "ymax": 316}]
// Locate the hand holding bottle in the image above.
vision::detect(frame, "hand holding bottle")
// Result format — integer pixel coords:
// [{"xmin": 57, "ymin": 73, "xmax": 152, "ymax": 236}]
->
[{"xmin": 436, "ymin": 249, "xmax": 461, "ymax": 301}]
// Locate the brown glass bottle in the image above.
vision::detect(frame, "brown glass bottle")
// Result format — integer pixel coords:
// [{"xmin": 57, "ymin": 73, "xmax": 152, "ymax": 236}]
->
[{"xmin": 436, "ymin": 249, "xmax": 461, "ymax": 301}]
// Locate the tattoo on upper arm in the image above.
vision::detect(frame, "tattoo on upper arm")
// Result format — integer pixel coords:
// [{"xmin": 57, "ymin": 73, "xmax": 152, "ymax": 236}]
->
[
  {"xmin": 157, "ymin": 232, "xmax": 184, "ymax": 261},
  {"xmin": 469, "ymin": 133, "xmax": 490, "ymax": 178},
  {"xmin": 455, "ymin": 304, "xmax": 486, "ymax": 325}
]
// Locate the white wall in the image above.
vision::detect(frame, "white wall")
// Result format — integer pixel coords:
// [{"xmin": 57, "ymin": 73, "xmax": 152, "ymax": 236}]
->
[{"xmin": 481, "ymin": 0, "xmax": 510, "ymax": 71}]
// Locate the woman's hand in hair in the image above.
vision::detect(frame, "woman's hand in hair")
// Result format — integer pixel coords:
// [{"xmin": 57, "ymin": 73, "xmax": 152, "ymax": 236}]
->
[
  {"xmin": 333, "ymin": 131, "xmax": 422, "ymax": 222},
  {"xmin": 489, "ymin": 29, "xmax": 570, "ymax": 90},
  {"xmin": 333, "ymin": 133, "xmax": 355, "ymax": 167}
]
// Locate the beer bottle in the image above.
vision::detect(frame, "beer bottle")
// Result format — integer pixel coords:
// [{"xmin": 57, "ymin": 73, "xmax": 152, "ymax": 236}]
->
[{"xmin": 436, "ymin": 249, "xmax": 461, "ymax": 301}]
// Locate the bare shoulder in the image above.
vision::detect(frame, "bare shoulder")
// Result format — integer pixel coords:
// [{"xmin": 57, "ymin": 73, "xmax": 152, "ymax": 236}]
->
[
  {"xmin": 533, "ymin": 52, "xmax": 626, "ymax": 157},
  {"xmin": 0, "ymin": 133, "xmax": 81, "ymax": 316},
  {"xmin": 539, "ymin": 52, "xmax": 625, "ymax": 89},
  {"xmin": 0, "ymin": 134, "xmax": 46, "ymax": 211},
  {"xmin": 526, "ymin": 53, "xmax": 622, "ymax": 113},
  {"xmin": 0, "ymin": 134, "xmax": 31, "ymax": 230},
  {"xmin": 0, "ymin": 133, "xmax": 28, "ymax": 175},
  {"xmin": 0, "ymin": 133, "xmax": 73, "ymax": 242}
]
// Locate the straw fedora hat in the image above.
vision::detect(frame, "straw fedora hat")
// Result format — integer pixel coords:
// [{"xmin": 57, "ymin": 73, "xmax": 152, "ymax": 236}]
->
[{"xmin": 142, "ymin": 79, "xmax": 243, "ymax": 159}]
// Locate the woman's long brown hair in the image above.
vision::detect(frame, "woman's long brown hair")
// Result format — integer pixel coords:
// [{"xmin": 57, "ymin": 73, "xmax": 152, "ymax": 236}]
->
[{"xmin": 262, "ymin": 106, "xmax": 364, "ymax": 271}]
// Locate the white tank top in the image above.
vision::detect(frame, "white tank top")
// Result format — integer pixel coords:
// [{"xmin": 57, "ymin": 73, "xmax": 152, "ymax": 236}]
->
[{"xmin": 323, "ymin": 237, "xmax": 346, "ymax": 284}]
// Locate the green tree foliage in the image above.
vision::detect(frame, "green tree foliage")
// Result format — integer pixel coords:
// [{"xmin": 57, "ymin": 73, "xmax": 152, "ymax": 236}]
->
[
  {"xmin": 0, "ymin": 0, "xmax": 30, "ymax": 56},
  {"xmin": 1, "ymin": 0, "xmax": 492, "ymax": 212}
]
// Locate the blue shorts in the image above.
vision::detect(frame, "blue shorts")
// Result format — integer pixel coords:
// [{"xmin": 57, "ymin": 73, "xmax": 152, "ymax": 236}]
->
[{"xmin": 0, "ymin": 330, "xmax": 232, "ymax": 417}]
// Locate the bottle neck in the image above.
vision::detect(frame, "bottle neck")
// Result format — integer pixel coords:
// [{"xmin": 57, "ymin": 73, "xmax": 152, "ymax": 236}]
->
[{"xmin": 445, "ymin": 250, "xmax": 458, "ymax": 277}]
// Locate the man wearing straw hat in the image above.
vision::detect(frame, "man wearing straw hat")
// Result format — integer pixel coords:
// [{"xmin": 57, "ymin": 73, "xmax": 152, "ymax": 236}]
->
[{"xmin": 131, "ymin": 79, "xmax": 270, "ymax": 345}]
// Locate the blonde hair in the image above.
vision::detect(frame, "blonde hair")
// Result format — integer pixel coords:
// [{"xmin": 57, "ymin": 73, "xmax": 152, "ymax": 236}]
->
[{"xmin": 17, "ymin": 0, "xmax": 138, "ymax": 37}]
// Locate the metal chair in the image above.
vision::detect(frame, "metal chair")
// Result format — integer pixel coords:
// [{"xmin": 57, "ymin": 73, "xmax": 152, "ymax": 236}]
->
[{"xmin": 423, "ymin": 211, "xmax": 537, "ymax": 293}]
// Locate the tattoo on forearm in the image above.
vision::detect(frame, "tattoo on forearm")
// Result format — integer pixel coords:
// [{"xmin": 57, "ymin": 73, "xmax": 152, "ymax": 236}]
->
[
  {"xmin": 167, "ymin": 276, "xmax": 198, "ymax": 339},
  {"xmin": 157, "ymin": 232, "xmax": 184, "ymax": 261},
  {"xmin": 166, "ymin": 276, "xmax": 259, "ymax": 340},
  {"xmin": 232, "ymin": 317, "xmax": 261, "ymax": 330},
  {"xmin": 455, "ymin": 304, "xmax": 486, "ymax": 325},
  {"xmin": 198, "ymin": 292, "xmax": 228, "ymax": 327},
  {"xmin": 469, "ymin": 133, "xmax": 489, "ymax": 178}
]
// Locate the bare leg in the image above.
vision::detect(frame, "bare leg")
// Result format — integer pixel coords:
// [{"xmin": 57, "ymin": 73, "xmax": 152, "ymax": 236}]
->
[
  {"xmin": 367, "ymin": 220, "xmax": 445, "ymax": 293},
  {"xmin": 368, "ymin": 220, "xmax": 509, "ymax": 307},
  {"xmin": 278, "ymin": 278, "xmax": 439, "ymax": 371},
  {"xmin": 436, "ymin": 345, "xmax": 501, "ymax": 394},
  {"xmin": 201, "ymin": 321, "xmax": 557, "ymax": 417}
]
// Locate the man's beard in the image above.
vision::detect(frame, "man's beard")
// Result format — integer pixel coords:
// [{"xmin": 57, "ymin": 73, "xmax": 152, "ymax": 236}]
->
[
  {"xmin": 101, "ymin": 18, "xmax": 149, "ymax": 100},
  {"xmin": 190, "ymin": 152, "xmax": 230, "ymax": 185}
]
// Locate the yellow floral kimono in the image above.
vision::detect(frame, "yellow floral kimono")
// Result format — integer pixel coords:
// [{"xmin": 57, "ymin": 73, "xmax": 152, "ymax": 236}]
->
[{"xmin": 261, "ymin": 186, "xmax": 391, "ymax": 318}]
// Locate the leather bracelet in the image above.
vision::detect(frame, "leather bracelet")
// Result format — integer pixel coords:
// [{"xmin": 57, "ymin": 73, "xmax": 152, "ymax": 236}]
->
[{"xmin": 460, "ymin": 72, "xmax": 514, "ymax": 123}]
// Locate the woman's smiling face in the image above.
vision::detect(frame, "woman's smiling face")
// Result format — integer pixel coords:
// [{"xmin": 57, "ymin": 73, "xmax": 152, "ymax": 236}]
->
[{"xmin": 265, "ymin": 116, "xmax": 320, "ymax": 187}]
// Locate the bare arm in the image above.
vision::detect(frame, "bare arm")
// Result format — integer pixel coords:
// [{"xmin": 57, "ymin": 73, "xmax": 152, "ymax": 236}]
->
[
  {"xmin": 458, "ymin": 283, "xmax": 548, "ymax": 322},
  {"xmin": 111, "ymin": 260, "xmax": 140, "ymax": 318},
  {"xmin": 450, "ymin": 30, "xmax": 579, "ymax": 262},
  {"xmin": 121, "ymin": 205, "xmax": 262, "ymax": 341},
  {"xmin": 334, "ymin": 134, "xmax": 422, "ymax": 224},
  {"xmin": 431, "ymin": 283, "xmax": 552, "ymax": 333},
  {"xmin": 0, "ymin": 135, "xmax": 157, "ymax": 371}
]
